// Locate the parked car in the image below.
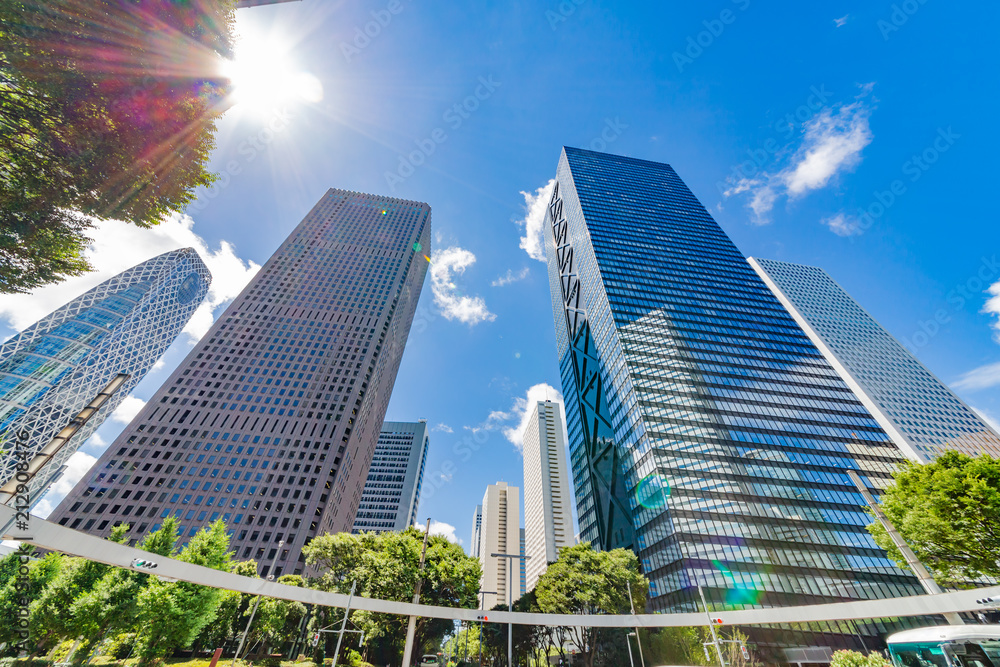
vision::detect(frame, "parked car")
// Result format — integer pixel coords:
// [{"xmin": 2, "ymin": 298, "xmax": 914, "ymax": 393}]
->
[{"xmin": 418, "ymin": 655, "xmax": 441, "ymax": 667}]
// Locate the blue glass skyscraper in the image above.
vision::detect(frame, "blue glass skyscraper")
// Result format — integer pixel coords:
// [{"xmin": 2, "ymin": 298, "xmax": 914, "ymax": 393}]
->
[
  {"xmin": 0, "ymin": 248, "xmax": 211, "ymax": 504},
  {"xmin": 543, "ymin": 148, "xmax": 923, "ymax": 616}
]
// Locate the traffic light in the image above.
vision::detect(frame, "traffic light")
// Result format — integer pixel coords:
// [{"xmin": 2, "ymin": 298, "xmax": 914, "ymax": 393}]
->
[
  {"xmin": 477, "ymin": 615, "xmax": 489, "ymax": 621},
  {"xmin": 977, "ymin": 597, "xmax": 996, "ymax": 605},
  {"xmin": 130, "ymin": 558, "xmax": 158, "ymax": 570},
  {"xmin": 713, "ymin": 618, "xmax": 723, "ymax": 625},
  {"xmin": 741, "ymin": 645, "xmax": 750, "ymax": 660}
]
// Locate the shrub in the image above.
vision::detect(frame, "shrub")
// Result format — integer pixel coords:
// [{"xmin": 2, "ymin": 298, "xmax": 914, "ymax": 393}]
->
[
  {"xmin": 0, "ymin": 659, "xmax": 52, "ymax": 667},
  {"xmin": 830, "ymin": 650, "xmax": 891, "ymax": 667}
]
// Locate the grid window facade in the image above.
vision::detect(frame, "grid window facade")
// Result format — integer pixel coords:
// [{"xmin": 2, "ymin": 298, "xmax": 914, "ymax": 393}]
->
[
  {"xmin": 0, "ymin": 249, "xmax": 210, "ymax": 503},
  {"xmin": 50, "ymin": 189, "xmax": 431, "ymax": 576},
  {"xmin": 543, "ymin": 148, "xmax": 924, "ymax": 616},
  {"xmin": 351, "ymin": 420, "xmax": 429, "ymax": 533},
  {"xmin": 751, "ymin": 258, "xmax": 1000, "ymax": 461}
]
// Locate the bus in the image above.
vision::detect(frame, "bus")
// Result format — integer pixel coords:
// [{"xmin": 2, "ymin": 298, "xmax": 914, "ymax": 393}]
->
[{"xmin": 887, "ymin": 625, "xmax": 1000, "ymax": 667}]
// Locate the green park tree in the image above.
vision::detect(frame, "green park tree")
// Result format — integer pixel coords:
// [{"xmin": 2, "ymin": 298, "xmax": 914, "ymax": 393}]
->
[
  {"xmin": 194, "ymin": 559, "xmax": 261, "ymax": 651},
  {"xmin": 0, "ymin": 548, "xmax": 63, "ymax": 654},
  {"xmin": 866, "ymin": 451, "xmax": 1000, "ymax": 583},
  {"xmin": 133, "ymin": 520, "xmax": 233, "ymax": 665},
  {"xmin": 0, "ymin": 0, "xmax": 236, "ymax": 293},
  {"xmin": 303, "ymin": 527, "xmax": 481, "ymax": 665},
  {"xmin": 534, "ymin": 541, "xmax": 648, "ymax": 667},
  {"xmin": 830, "ymin": 649, "xmax": 891, "ymax": 667}
]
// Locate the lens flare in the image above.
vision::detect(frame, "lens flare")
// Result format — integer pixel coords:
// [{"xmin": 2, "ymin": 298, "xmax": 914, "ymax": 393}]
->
[
  {"xmin": 413, "ymin": 242, "xmax": 422, "ymax": 252},
  {"xmin": 635, "ymin": 473, "xmax": 670, "ymax": 508}
]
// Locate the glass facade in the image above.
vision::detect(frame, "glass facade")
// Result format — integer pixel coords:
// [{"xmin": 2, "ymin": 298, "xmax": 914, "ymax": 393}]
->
[
  {"xmin": 352, "ymin": 420, "xmax": 429, "ymax": 533},
  {"xmin": 543, "ymin": 147, "xmax": 924, "ymax": 616},
  {"xmin": 50, "ymin": 189, "xmax": 430, "ymax": 576},
  {"xmin": 752, "ymin": 258, "xmax": 1000, "ymax": 462},
  {"xmin": 0, "ymin": 248, "xmax": 210, "ymax": 504}
]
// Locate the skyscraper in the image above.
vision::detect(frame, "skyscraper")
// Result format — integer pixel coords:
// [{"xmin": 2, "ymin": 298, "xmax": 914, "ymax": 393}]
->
[
  {"xmin": 51, "ymin": 189, "xmax": 430, "ymax": 575},
  {"xmin": 518, "ymin": 527, "xmax": 527, "ymax": 598},
  {"xmin": 352, "ymin": 420, "xmax": 429, "ymax": 533},
  {"xmin": 471, "ymin": 504, "xmax": 483, "ymax": 558},
  {"xmin": 0, "ymin": 249, "xmax": 210, "ymax": 505},
  {"xmin": 751, "ymin": 258, "xmax": 1000, "ymax": 462},
  {"xmin": 543, "ymin": 147, "xmax": 922, "ymax": 616},
  {"xmin": 522, "ymin": 400, "xmax": 573, "ymax": 592},
  {"xmin": 477, "ymin": 481, "xmax": 520, "ymax": 608}
]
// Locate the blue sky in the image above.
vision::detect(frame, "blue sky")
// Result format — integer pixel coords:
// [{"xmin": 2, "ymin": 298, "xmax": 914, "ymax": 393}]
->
[{"xmin": 3, "ymin": 0, "xmax": 1000, "ymax": 548}]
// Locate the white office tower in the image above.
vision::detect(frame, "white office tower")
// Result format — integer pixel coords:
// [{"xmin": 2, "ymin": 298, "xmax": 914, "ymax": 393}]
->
[
  {"xmin": 522, "ymin": 400, "xmax": 574, "ymax": 592},
  {"xmin": 352, "ymin": 420, "xmax": 429, "ymax": 533},
  {"xmin": 471, "ymin": 504, "xmax": 483, "ymax": 558},
  {"xmin": 751, "ymin": 258, "xmax": 1000, "ymax": 462},
  {"xmin": 477, "ymin": 481, "xmax": 520, "ymax": 607}
]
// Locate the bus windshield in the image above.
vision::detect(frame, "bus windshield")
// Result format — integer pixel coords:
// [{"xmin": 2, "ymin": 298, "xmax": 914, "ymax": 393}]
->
[{"xmin": 889, "ymin": 640, "xmax": 1000, "ymax": 667}]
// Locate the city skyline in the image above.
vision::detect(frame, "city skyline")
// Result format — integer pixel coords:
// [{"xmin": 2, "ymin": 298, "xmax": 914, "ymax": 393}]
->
[{"xmin": 49, "ymin": 189, "xmax": 431, "ymax": 574}]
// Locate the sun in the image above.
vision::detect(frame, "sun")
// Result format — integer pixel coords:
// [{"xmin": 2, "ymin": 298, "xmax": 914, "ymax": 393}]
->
[{"xmin": 220, "ymin": 28, "xmax": 322, "ymax": 116}]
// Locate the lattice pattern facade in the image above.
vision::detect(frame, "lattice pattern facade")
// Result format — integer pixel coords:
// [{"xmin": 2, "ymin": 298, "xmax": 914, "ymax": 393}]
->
[{"xmin": 0, "ymin": 248, "xmax": 211, "ymax": 505}]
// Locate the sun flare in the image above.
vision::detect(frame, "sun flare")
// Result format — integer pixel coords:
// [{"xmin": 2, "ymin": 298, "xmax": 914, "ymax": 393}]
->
[{"xmin": 220, "ymin": 29, "xmax": 322, "ymax": 115}]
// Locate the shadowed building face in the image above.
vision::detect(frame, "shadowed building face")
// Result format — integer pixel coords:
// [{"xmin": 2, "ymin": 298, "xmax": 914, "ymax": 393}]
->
[{"xmin": 50, "ymin": 189, "xmax": 430, "ymax": 576}]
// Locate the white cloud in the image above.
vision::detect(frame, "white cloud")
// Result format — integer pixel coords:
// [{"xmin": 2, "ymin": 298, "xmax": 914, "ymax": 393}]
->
[
  {"xmin": 501, "ymin": 383, "xmax": 564, "ymax": 450},
  {"xmin": 34, "ymin": 451, "xmax": 97, "ymax": 519},
  {"xmin": 111, "ymin": 396, "xmax": 147, "ymax": 424},
  {"xmin": 429, "ymin": 247, "xmax": 495, "ymax": 325},
  {"xmin": 724, "ymin": 97, "xmax": 874, "ymax": 224},
  {"xmin": 823, "ymin": 213, "xmax": 863, "ymax": 237},
  {"xmin": 953, "ymin": 362, "xmax": 1000, "ymax": 392},
  {"xmin": 428, "ymin": 520, "xmax": 460, "ymax": 544},
  {"xmin": 984, "ymin": 279, "xmax": 1000, "ymax": 343},
  {"xmin": 0, "ymin": 213, "xmax": 260, "ymax": 342},
  {"xmin": 492, "ymin": 267, "xmax": 530, "ymax": 287},
  {"xmin": 834, "ymin": 14, "xmax": 849, "ymax": 27},
  {"xmin": 432, "ymin": 423, "xmax": 454, "ymax": 433},
  {"xmin": 516, "ymin": 179, "xmax": 555, "ymax": 262}
]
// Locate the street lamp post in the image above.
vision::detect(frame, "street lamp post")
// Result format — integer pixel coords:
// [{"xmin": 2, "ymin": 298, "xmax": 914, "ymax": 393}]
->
[
  {"xmin": 491, "ymin": 552, "xmax": 530, "ymax": 667},
  {"xmin": 625, "ymin": 632, "xmax": 636, "ymax": 667},
  {"xmin": 233, "ymin": 539, "xmax": 284, "ymax": 666}
]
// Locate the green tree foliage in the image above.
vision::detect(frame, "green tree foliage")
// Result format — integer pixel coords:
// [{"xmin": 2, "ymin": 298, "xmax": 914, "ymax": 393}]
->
[
  {"xmin": 28, "ymin": 524, "xmax": 129, "ymax": 652},
  {"xmin": 866, "ymin": 451, "xmax": 1000, "ymax": 583},
  {"xmin": 830, "ymin": 650, "xmax": 891, "ymax": 667},
  {"xmin": 246, "ymin": 575, "xmax": 307, "ymax": 656},
  {"xmin": 644, "ymin": 626, "xmax": 713, "ymax": 667},
  {"xmin": 534, "ymin": 542, "xmax": 648, "ymax": 667},
  {"xmin": 0, "ymin": 548, "xmax": 63, "ymax": 653},
  {"xmin": 194, "ymin": 559, "xmax": 260, "ymax": 650},
  {"xmin": 0, "ymin": 0, "xmax": 236, "ymax": 293},
  {"xmin": 133, "ymin": 520, "xmax": 233, "ymax": 665},
  {"xmin": 70, "ymin": 518, "xmax": 180, "ymax": 641},
  {"xmin": 303, "ymin": 528, "xmax": 481, "ymax": 665}
]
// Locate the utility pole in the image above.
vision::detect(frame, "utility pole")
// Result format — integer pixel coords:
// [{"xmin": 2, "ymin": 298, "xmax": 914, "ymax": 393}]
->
[
  {"xmin": 233, "ymin": 540, "xmax": 284, "ymax": 666},
  {"xmin": 477, "ymin": 591, "xmax": 497, "ymax": 667},
  {"xmin": 846, "ymin": 469, "xmax": 964, "ymax": 625},
  {"xmin": 330, "ymin": 580, "xmax": 357, "ymax": 667},
  {"xmin": 698, "ymin": 585, "xmax": 726, "ymax": 667},
  {"xmin": 491, "ymin": 552, "xmax": 530, "ymax": 667},
  {"xmin": 627, "ymin": 580, "xmax": 646, "ymax": 667},
  {"xmin": 401, "ymin": 518, "xmax": 432, "ymax": 667}
]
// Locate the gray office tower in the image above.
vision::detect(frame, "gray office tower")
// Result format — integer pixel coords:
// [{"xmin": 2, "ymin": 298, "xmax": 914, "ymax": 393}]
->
[
  {"xmin": 751, "ymin": 258, "xmax": 1000, "ymax": 462},
  {"xmin": 543, "ymin": 148, "xmax": 923, "ymax": 650},
  {"xmin": 352, "ymin": 420, "xmax": 429, "ymax": 533},
  {"xmin": 51, "ymin": 189, "xmax": 431, "ymax": 576}
]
